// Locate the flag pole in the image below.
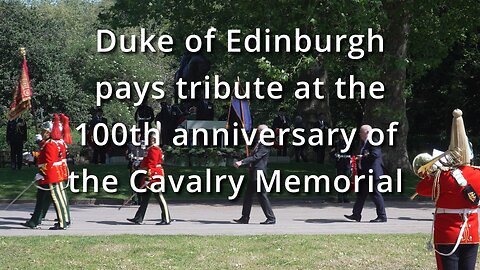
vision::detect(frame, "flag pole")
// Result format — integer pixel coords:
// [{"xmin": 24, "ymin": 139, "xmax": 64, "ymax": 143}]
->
[
  {"xmin": 236, "ymin": 77, "xmax": 249, "ymax": 157},
  {"xmin": 225, "ymin": 96, "xmax": 233, "ymax": 129},
  {"xmin": 18, "ymin": 48, "xmax": 40, "ymax": 134},
  {"xmin": 20, "ymin": 48, "xmax": 39, "ymax": 130}
]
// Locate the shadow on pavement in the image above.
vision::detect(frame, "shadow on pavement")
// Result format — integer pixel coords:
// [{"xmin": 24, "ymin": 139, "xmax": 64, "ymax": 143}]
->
[
  {"xmin": 189, "ymin": 219, "xmax": 234, "ymax": 224},
  {"xmin": 87, "ymin": 220, "xmax": 137, "ymax": 226},
  {"xmin": 296, "ymin": 218, "xmax": 351, "ymax": 223},
  {"xmin": 0, "ymin": 216, "xmax": 29, "ymax": 221},
  {"xmin": 396, "ymin": 216, "xmax": 432, "ymax": 222},
  {"xmin": 0, "ymin": 225, "xmax": 27, "ymax": 230}
]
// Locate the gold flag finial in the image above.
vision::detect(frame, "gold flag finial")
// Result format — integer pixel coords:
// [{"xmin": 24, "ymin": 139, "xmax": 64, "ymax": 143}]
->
[{"xmin": 19, "ymin": 47, "xmax": 26, "ymax": 57}]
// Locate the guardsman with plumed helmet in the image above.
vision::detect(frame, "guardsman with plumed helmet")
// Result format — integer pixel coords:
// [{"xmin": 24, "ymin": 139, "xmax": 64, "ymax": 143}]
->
[{"xmin": 415, "ymin": 109, "xmax": 480, "ymax": 270}]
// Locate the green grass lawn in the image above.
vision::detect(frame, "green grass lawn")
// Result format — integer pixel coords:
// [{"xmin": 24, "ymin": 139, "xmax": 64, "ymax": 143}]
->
[
  {"xmin": 0, "ymin": 162, "xmax": 419, "ymax": 201},
  {"xmin": 0, "ymin": 234, "xmax": 438, "ymax": 269}
]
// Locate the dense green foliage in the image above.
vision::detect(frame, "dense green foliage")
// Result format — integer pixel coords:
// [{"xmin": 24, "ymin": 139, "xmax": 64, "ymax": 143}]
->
[
  {"xmin": 100, "ymin": 0, "xmax": 480, "ymax": 165},
  {"xmin": 0, "ymin": 0, "xmax": 174, "ymax": 150},
  {"xmin": 0, "ymin": 0, "xmax": 479, "ymax": 163}
]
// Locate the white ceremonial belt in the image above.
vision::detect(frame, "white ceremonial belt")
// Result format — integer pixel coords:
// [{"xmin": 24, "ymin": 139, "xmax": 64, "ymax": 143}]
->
[
  {"xmin": 156, "ymin": 164, "xmax": 163, "ymax": 168},
  {"xmin": 38, "ymin": 162, "xmax": 63, "ymax": 167},
  {"xmin": 436, "ymin": 208, "xmax": 478, "ymax": 214}
]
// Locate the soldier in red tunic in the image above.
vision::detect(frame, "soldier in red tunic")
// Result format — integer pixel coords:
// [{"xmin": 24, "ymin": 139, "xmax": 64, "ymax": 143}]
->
[
  {"xmin": 22, "ymin": 114, "xmax": 69, "ymax": 230},
  {"xmin": 41, "ymin": 114, "xmax": 71, "ymax": 225},
  {"xmin": 127, "ymin": 134, "xmax": 171, "ymax": 225},
  {"xmin": 414, "ymin": 109, "xmax": 479, "ymax": 270},
  {"xmin": 55, "ymin": 114, "xmax": 72, "ymax": 225},
  {"xmin": 34, "ymin": 114, "xmax": 72, "ymax": 226}
]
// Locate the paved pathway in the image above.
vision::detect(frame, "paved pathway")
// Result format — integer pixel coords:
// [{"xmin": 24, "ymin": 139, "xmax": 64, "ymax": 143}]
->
[{"xmin": 0, "ymin": 200, "xmax": 437, "ymax": 236}]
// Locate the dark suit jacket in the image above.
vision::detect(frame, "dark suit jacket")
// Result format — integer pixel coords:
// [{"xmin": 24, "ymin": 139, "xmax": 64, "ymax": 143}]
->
[
  {"xmin": 241, "ymin": 142, "xmax": 270, "ymax": 180},
  {"xmin": 6, "ymin": 118, "xmax": 27, "ymax": 144},
  {"xmin": 312, "ymin": 120, "xmax": 328, "ymax": 130},
  {"xmin": 272, "ymin": 115, "xmax": 290, "ymax": 130},
  {"xmin": 360, "ymin": 140, "xmax": 384, "ymax": 180}
]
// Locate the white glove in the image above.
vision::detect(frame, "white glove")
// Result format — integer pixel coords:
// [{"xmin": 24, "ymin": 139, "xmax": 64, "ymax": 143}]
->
[
  {"xmin": 35, "ymin": 134, "xmax": 42, "ymax": 142},
  {"xmin": 34, "ymin": 173, "xmax": 44, "ymax": 181}
]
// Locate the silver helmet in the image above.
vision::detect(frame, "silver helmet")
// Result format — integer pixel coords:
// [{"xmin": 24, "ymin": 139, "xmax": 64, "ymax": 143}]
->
[{"xmin": 41, "ymin": 121, "xmax": 53, "ymax": 132}]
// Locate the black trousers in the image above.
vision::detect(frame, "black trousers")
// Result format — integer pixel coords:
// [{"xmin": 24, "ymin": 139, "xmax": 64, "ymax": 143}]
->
[
  {"xmin": 315, "ymin": 145, "xmax": 326, "ymax": 164},
  {"xmin": 27, "ymin": 185, "xmax": 51, "ymax": 226},
  {"xmin": 92, "ymin": 147, "xmax": 107, "ymax": 164},
  {"xmin": 294, "ymin": 145, "xmax": 307, "ymax": 162},
  {"xmin": 133, "ymin": 188, "xmax": 170, "ymax": 223},
  {"xmin": 241, "ymin": 170, "xmax": 275, "ymax": 221},
  {"xmin": 337, "ymin": 168, "xmax": 351, "ymax": 202},
  {"xmin": 10, "ymin": 142, "xmax": 23, "ymax": 169},
  {"xmin": 436, "ymin": 244, "xmax": 478, "ymax": 270},
  {"xmin": 129, "ymin": 169, "xmax": 143, "ymax": 205},
  {"xmin": 276, "ymin": 135, "xmax": 288, "ymax": 157},
  {"xmin": 351, "ymin": 177, "xmax": 386, "ymax": 219}
]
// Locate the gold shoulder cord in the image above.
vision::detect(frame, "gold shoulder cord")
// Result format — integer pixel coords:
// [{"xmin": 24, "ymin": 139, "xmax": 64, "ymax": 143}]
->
[{"xmin": 432, "ymin": 170, "xmax": 442, "ymax": 204}]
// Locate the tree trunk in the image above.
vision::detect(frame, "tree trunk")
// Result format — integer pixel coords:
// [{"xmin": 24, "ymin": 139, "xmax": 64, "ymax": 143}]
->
[
  {"xmin": 296, "ymin": 54, "xmax": 331, "ymax": 126},
  {"xmin": 364, "ymin": 0, "xmax": 411, "ymax": 173}
]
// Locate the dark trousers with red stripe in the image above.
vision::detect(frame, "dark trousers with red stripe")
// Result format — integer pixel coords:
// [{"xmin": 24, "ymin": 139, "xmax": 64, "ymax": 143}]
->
[{"xmin": 435, "ymin": 244, "xmax": 478, "ymax": 270}]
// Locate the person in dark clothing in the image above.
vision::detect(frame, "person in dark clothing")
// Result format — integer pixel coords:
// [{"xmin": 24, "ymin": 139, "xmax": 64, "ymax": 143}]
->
[
  {"xmin": 6, "ymin": 117, "xmax": 27, "ymax": 170},
  {"xmin": 135, "ymin": 100, "xmax": 155, "ymax": 134},
  {"xmin": 166, "ymin": 104, "xmax": 185, "ymax": 145},
  {"xmin": 312, "ymin": 113, "xmax": 329, "ymax": 164},
  {"xmin": 272, "ymin": 108, "xmax": 290, "ymax": 157},
  {"xmin": 293, "ymin": 116, "xmax": 308, "ymax": 162},
  {"xmin": 88, "ymin": 108, "xmax": 109, "ymax": 164},
  {"xmin": 233, "ymin": 124, "xmax": 276, "ymax": 225},
  {"xmin": 155, "ymin": 102, "xmax": 172, "ymax": 146},
  {"xmin": 330, "ymin": 137, "xmax": 352, "ymax": 203},
  {"xmin": 218, "ymin": 105, "xmax": 230, "ymax": 121},
  {"xmin": 345, "ymin": 125, "xmax": 387, "ymax": 223},
  {"xmin": 126, "ymin": 132, "xmax": 147, "ymax": 205},
  {"xmin": 195, "ymin": 99, "xmax": 214, "ymax": 120}
]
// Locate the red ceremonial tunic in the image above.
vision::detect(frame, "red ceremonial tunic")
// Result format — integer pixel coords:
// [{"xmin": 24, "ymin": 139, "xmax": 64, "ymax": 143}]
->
[
  {"xmin": 37, "ymin": 139, "xmax": 63, "ymax": 185},
  {"xmin": 139, "ymin": 145, "xmax": 164, "ymax": 186},
  {"xmin": 416, "ymin": 166, "xmax": 480, "ymax": 245},
  {"xmin": 53, "ymin": 139, "xmax": 69, "ymax": 181}
]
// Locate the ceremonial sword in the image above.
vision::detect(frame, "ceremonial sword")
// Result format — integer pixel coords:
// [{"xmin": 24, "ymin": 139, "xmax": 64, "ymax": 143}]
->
[
  {"xmin": 117, "ymin": 181, "xmax": 152, "ymax": 210},
  {"xmin": 4, "ymin": 178, "xmax": 37, "ymax": 210}
]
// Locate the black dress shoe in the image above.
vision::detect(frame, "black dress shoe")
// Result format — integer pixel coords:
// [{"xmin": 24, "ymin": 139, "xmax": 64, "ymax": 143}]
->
[
  {"xmin": 344, "ymin": 214, "xmax": 361, "ymax": 222},
  {"xmin": 127, "ymin": 218, "xmax": 143, "ymax": 225},
  {"xmin": 21, "ymin": 222, "xmax": 38, "ymax": 229},
  {"xmin": 369, "ymin": 217, "xmax": 387, "ymax": 223},
  {"xmin": 156, "ymin": 220, "xmax": 171, "ymax": 225},
  {"xmin": 260, "ymin": 219, "xmax": 276, "ymax": 225},
  {"xmin": 233, "ymin": 217, "xmax": 249, "ymax": 224},
  {"xmin": 49, "ymin": 224, "xmax": 66, "ymax": 230}
]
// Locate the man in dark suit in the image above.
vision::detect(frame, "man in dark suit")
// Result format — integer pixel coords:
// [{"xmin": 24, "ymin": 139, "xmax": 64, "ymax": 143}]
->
[
  {"xmin": 135, "ymin": 100, "xmax": 155, "ymax": 134},
  {"xmin": 345, "ymin": 125, "xmax": 387, "ymax": 222},
  {"xmin": 312, "ymin": 113, "xmax": 329, "ymax": 164},
  {"xmin": 6, "ymin": 117, "xmax": 27, "ymax": 170},
  {"xmin": 155, "ymin": 102, "xmax": 172, "ymax": 146},
  {"xmin": 88, "ymin": 108, "xmax": 109, "ymax": 164},
  {"xmin": 233, "ymin": 124, "xmax": 276, "ymax": 225},
  {"xmin": 272, "ymin": 108, "xmax": 290, "ymax": 156}
]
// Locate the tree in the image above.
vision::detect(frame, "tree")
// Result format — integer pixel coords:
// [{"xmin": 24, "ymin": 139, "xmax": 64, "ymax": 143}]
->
[{"xmin": 101, "ymin": 0, "xmax": 480, "ymax": 173}]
